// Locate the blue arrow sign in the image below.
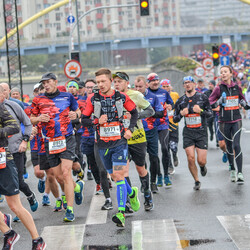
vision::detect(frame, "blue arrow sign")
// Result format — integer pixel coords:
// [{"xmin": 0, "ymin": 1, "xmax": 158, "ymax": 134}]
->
[
  {"xmin": 67, "ymin": 15, "xmax": 75, "ymax": 24},
  {"xmin": 220, "ymin": 56, "xmax": 230, "ymax": 66}
]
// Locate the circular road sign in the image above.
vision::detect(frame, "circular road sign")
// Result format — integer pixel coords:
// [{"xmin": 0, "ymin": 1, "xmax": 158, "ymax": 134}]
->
[
  {"xmin": 67, "ymin": 15, "xmax": 75, "ymax": 24},
  {"xmin": 202, "ymin": 58, "xmax": 214, "ymax": 70},
  {"xmin": 219, "ymin": 43, "xmax": 230, "ymax": 56},
  {"xmin": 194, "ymin": 67, "xmax": 205, "ymax": 77},
  {"xmin": 64, "ymin": 60, "xmax": 82, "ymax": 79}
]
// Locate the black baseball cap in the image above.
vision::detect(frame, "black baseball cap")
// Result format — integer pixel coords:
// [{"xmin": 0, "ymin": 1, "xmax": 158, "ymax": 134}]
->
[
  {"xmin": 39, "ymin": 72, "xmax": 57, "ymax": 83},
  {"xmin": 78, "ymin": 81, "xmax": 85, "ymax": 88},
  {"xmin": 112, "ymin": 72, "xmax": 129, "ymax": 81}
]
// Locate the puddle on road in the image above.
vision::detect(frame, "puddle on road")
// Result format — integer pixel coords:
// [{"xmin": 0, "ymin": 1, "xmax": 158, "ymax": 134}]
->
[
  {"xmin": 82, "ymin": 245, "xmax": 132, "ymax": 250},
  {"xmin": 179, "ymin": 239, "xmax": 216, "ymax": 248}
]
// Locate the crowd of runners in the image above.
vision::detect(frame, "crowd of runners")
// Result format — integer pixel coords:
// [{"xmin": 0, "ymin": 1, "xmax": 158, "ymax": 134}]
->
[{"xmin": 0, "ymin": 63, "xmax": 250, "ymax": 249}]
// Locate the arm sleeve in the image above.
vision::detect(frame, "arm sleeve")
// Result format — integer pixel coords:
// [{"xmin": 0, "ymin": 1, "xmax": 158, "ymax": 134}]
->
[
  {"xmin": 128, "ymin": 108, "xmax": 138, "ymax": 130},
  {"xmin": 0, "ymin": 104, "xmax": 20, "ymax": 138},
  {"xmin": 153, "ymin": 110, "xmax": 164, "ymax": 118},
  {"xmin": 138, "ymin": 105, "xmax": 155, "ymax": 119},
  {"xmin": 17, "ymin": 105, "xmax": 32, "ymax": 137},
  {"xmin": 173, "ymin": 100, "xmax": 183, "ymax": 123}
]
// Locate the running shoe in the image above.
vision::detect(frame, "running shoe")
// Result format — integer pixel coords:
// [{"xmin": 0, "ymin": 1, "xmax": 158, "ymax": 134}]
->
[
  {"xmin": 4, "ymin": 214, "xmax": 12, "ymax": 229},
  {"xmin": 230, "ymin": 170, "xmax": 237, "ymax": 182},
  {"xmin": 0, "ymin": 194, "xmax": 4, "ymax": 203},
  {"xmin": 75, "ymin": 180, "xmax": 84, "ymax": 205},
  {"xmin": 77, "ymin": 169, "xmax": 84, "ymax": 181},
  {"xmin": 61, "ymin": 195, "xmax": 67, "ymax": 210},
  {"xmin": 95, "ymin": 184, "xmax": 103, "ymax": 195},
  {"xmin": 38, "ymin": 179, "xmax": 45, "ymax": 193},
  {"xmin": 237, "ymin": 172, "xmax": 244, "ymax": 185},
  {"xmin": 193, "ymin": 181, "xmax": 201, "ymax": 191},
  {"xmin": 157, "ymin": 175, "xmax": 163, "ymax": 187},
  {"xmin": 125, "ymin": 201, "xmax": 134, "ymax": 214},
  {"xmin": 53, "ymin": 199, "xmax": 62, "ymax": 212},
  {"xmin": 112, "ymin": 212, "xmax": 125, "ymax": 227},
  {"xmin": 3, "ymin": 230, "xmax": 20, "ymax": 250},
  {"xmin": 130, "ymin": 187, "xmax": 140, "ymax": 212},
  {"xmin": 150, "ymin": 183, "xmax": 158, "ymax": 194},
  {"xmin": 200, "ymin": 166, "xmax": 207, "ymax": 177},
  {"xmin": 222, "ymin": 152, "xmax": 228, "ymax": 163},
  {"xmin": 144, "ymin": 192, "xmax": 154, "ymax": 211},
  {"xmin": 27, "ymin": 192, "xmax": 39, "ymax": 212},
  {"xmin": 168, "ymin": 166, "xmax": 175, "ymax": 175},
  {"xmin": 87, "ymin": 171, "xmax": 93, "ymax": 180},
  {"xmin": 101, "ymin": 199, "xmax": 113, "ymax": 210},
  {"xmin": 173, "ymin": 153, "xmax": 179, "ymax": 167},
  {"xmin": 13, "ymin": 216, "xmax": 20, "ymax": 222},
  {"xmin": 32, "ymin": 237, "xmax": 46, "ymax": 250},
  {"xmin": 42, "ymin": 195, "xmax": 50, "ymax": 206},
  {"xmin": 63, "ymin": 209, "xmax": 75, "ymax": 222},
  {"xmin": 164, "ymin": 175, "xmax": 172, "ymax": 188}
]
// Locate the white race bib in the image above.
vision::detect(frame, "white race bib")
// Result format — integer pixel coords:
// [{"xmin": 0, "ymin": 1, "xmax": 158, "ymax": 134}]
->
[
  {"xmin": 225, "ymin": 96, "xmax": 239, "ymax": 110},
  {"xmin": 0, "ymin": 148, "xmax": 6, "ymax": 169},
  {"xmin": 49, "ymin": 136, "xmax": 66, "ymax": 154},
  {"xmin": 100, "ymin": 122, "xmax": 121, "ymax": 141},
  {"xmin": 185, "ymin": 114, "xmax": 201, "ymax": 128}
]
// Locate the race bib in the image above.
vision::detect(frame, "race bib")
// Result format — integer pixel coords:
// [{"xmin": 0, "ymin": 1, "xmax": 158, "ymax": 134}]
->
[
  {"xmin": 185, "ymin": 114, "xmax": 201, "ymax": 128},
  {"xmin": 225, "ymin": 96, "xmax": 239, "ymax": 110},
  {"xmin": 167, "ymin": 110, "xmax": 174, "ymax": 120},
  {"xmin": 0, "ymin": 148, "xmax": 6, "ymax": 169},
  {"xmin": 100, "ymin": 122, "xmax": 121, "ymax": 141},
  {"xmin": 123, "ymin": 115, "xmax": 130, "ymax": 129},
  {"xmin": 49, "ymin": 136, "xmax": 66, "ymax": 154}
]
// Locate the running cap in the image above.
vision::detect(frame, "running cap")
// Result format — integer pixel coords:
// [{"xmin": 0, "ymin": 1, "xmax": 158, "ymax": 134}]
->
[
  {"xmin": 183, "ymin": 76, "xmax": 195, "ymax": 83},
  {"xmin": 67, "ymin": 81, "xmax": 79, "ymax": 90},
  {"xmin": 78, "ymin": 81, "xmax": 85, "ymax": 88},
  {"xmin": 209, "ymin": 80, "xmax": 216, "ymax": 86},
  {"xmin": 147, "ymin": 73, "xmax": 159, "ymax": 83},
  {"xmin": 160, "ymin": 79, "xmax": 171, "ymax": 86},
  {"xmin": 39, "ymin": 72, "xmax": 57, "ymax": 83},
  {"xmin": 10, "ymin": 87, "xmax": 21, "ymax": 94},
  {"xmin": 112, "ymin": 72, "xmax": 129, "ymax": 81},
  {"xmin": 33, "ymin": 83, "xmax": 41, "ymax": 91}
]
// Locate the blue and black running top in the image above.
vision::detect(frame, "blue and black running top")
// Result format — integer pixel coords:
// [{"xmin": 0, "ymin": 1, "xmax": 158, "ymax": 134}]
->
[
  {"xmin": 173, "ymin": 92, "xmax": 212, "ymax": 131},
  {"xmin": 148, "ymin": 87, "xmax": 173, "ymax": 130}
]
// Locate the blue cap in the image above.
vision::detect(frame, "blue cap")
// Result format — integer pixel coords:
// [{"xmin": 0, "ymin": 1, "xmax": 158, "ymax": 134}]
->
[{"xmin": 183, "ymin": 76, "xmax": 195, "ymax": 83}]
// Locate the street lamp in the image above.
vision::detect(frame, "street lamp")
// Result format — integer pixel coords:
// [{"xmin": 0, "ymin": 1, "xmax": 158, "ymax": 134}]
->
[{"xmin": 102, "ymin": 20, "xmax": 119, "ymax": 67}]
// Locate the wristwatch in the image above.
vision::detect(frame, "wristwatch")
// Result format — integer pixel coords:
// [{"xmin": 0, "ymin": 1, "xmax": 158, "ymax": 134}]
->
[{"xmin": 22, "ymin": 135, "xmax": 29, "ymax": 142}]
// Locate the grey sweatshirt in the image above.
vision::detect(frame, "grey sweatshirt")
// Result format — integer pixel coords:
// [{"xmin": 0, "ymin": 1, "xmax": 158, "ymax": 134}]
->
[{"xmin": 3, "ymin": 99, "xmax": 32, "ymax": 154}]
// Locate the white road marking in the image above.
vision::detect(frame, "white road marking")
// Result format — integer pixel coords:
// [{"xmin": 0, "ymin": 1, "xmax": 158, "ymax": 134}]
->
[
  {"xmin": 217, "ymin": 214, "xmax": 250, "ymax": 249},
  {"xmin": 132, "ymin": 219, "xmax": 182, "ymax": 250},
  {"xmin": 85, "ymin": 192, "xmax": 107, "ymax": 225},
  {"xmin": 41, "ymin": 224, "xmax": 85, "ymax": 250}
]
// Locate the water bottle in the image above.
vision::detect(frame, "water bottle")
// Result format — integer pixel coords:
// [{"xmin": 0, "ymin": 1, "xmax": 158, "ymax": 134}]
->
[{"xmin": 221, "ymin": 92, "xmax": 226, "ymax": 106}]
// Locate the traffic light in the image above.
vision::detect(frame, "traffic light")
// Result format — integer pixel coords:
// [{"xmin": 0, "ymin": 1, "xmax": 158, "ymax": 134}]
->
[
  {"xmin": 212, "ymin": 46, "xmax": 220, "ymax": 66},
  {"xmin": 140, "ymin": 0, "xmax": 149, "ymax": 16},
  {"xmin": 70, "ymin": 51, "xmax": 80, "ymax": 62}
]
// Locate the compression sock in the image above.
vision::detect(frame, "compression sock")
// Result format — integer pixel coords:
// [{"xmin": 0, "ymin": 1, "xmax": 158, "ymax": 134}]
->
[
  {"xmin": 125, "ymin": 176, "xmax": 132, "ymax": 187},
  {"xmin": 125, "ymin": 177, "xmax": 132, "ymax": 196},
  {"xmin": 116, "ymin": 180, "xmax": 127, "ymax": 212}
]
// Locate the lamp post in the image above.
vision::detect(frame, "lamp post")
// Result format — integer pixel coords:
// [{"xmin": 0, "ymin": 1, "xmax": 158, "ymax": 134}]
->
[{"xmin": 102, "ymin": 20, "xmax": 119, "ymax": 67}]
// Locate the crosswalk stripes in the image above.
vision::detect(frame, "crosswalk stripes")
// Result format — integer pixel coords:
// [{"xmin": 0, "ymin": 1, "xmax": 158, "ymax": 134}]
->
[
  {"xmin": 132, "ymin": 219, "xmax": 182, "ymax": 250},
  {"xmin": 41, "ymin": 224, "xmax": 85, "ymax": 250},
  {"xmin": 217, "ymin": 214, "xmax": 250, "ymax": 250}
]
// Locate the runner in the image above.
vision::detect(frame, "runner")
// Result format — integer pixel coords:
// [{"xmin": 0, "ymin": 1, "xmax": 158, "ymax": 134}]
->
[
  {"xmin": 114, "ymin": 72, "xmax": 155, "ymax": 211},
  {"xmin": 195, "ymin": 79, "xmax": 208, "ymax": 94},
  {"xmin": 160, "ymin": 79, "xmax": 180, "ymax": 173},
  {"xmin": 134, "ymin": 75, "xmax": 164, "ymax": 194},
  {"xmin": 209, "ymin": 66, "xmax": 250, "ymax": 184},
  {"xmin": 147, "ymin": 73, "xmax": 174, "ymax": 188},
  {"xmin": 0, "ymin": 87, "xmax": 46, "ymax": 249},
  {"xmin": 173, "ymin": 76, "xmax": 212, "ymax": 190},
  {"xmin": 30, "ymin": 72, "xmax": 84, "ymax": 222},
  {"xmin": 0, "ymin": 83, "xmax": 39, "ymax": 215},
  {"xmin": 82, "ymin": 68, "xmax": 140, "ymax": 227}
]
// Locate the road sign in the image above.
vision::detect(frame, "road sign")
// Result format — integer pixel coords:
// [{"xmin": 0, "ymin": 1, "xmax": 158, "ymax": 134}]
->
[
  {"xmin": 194, "ymin": 67, "xmax": 205, "ymax": 77},
  {"xmin": 220, "ymin": 56, "xmax": 230, "ymax": 66},
  {"xmin": 219, "ymin": 43, "xmax": 230, "ymax": 56},
  {"xmin": 202, "ymin": 58, "xmax": 214, "ymax": 70},
  {"xmin": 67, "ymin": 15, "xmax": 75, "ymax": 24},
  {"xmin": 64, "ymin": 60, "xmax": 82, "ymax": 79}
]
